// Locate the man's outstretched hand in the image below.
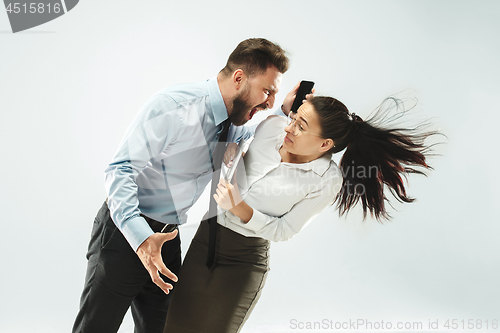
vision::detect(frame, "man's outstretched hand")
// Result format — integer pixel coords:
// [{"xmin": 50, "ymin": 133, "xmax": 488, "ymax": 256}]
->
[{"xmin": 136, "ymin": 230, "xmax": 179, "ymax": 294}]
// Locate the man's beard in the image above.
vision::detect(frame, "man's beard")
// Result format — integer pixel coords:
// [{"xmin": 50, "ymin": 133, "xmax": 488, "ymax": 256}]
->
[{"xmin": 229, "ymin": 85, "xmax": 253, "ymax": 126}]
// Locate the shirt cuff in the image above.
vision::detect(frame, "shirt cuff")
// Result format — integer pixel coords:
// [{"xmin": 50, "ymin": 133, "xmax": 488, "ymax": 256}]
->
[
  {"xmin": 239, "ymin": 208, "xmax": 267, "ymax": 232},
  {"xmin": 121, "ymin": 216, "xmax": 154, "ymax": 252}
]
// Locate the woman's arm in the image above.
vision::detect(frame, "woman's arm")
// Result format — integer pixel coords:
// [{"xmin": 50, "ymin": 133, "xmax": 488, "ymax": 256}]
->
[
  {"xmin": 214, "ymin": 179, "xmax": 253, "ymax": 222},
  {"xmin": 214, "ymin": 172, "xmax": 342, "ymax": 242}
]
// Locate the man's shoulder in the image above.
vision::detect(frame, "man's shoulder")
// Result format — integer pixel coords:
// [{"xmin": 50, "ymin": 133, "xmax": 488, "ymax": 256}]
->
[{"xmin": 155, "ymin": 80, "xmax": 209, "ymax": 106}]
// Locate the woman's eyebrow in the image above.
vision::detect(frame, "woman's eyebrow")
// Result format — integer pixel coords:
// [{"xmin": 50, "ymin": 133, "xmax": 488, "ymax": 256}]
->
[{"xmin": 298, "ymin": 116, "xmax": 309, "ymax": 126}]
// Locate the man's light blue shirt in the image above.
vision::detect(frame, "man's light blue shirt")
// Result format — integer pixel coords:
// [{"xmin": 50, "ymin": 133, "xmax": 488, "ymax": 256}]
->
[{"xmin": 105, "ymin": 78, "xmax": 231, "ymax": 251}]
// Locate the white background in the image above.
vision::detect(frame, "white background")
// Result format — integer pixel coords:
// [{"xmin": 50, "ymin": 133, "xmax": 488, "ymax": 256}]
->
[{"xmin": 1, "ymin": 1, "xmax": 499, "ymax": 332}]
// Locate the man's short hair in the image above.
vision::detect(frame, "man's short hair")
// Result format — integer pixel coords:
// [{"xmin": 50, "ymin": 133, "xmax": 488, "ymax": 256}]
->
[{"xmin": 221, "ymin": 38, "xmax": 289, "ymax": 77}]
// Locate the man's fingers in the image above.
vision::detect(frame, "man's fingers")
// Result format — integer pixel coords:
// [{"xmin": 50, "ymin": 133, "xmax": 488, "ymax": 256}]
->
[
  {"xmin": 160, "ymin": 228, "xmax": 178, "ymax": 242},
  {"xmin": 156, "ymin": 261, "xmax": 178, "ymax": 284},
  {"xmin": 148, "ymin": 250, "xmax": 178, "ymax": 283},
  {"xmin": 143, "ymin": 258, "xmax": 174, "ymax": 293},
  {"xmin": 157, "ymin": 233, "xmax": 179, "ymax": 282},
  {"xmin": 136, "ymin": 233, "xmax": 180, "ymax": 294},
  {"xmin": 153, "ymin": 231, "xmax": 180, "ymax": 286},
  {"xmin": 150, "ymin": 269, "xmax": 174, "ymax": 294}
]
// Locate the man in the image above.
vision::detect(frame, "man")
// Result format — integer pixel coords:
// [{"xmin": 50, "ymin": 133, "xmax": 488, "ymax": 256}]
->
[{"xmin": 73, "ymin": 38, "xmax": 293, "ymax": 333}]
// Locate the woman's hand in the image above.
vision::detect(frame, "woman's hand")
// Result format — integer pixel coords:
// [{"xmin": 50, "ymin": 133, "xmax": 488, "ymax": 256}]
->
[
  {"xmin": 223, "ymin": 143, "xmax": 238, "ymax": 167},
  {"xmin": 213, "ymin": 179, "xmax": 242, "ymax": 210},
  {"xmin": 214, "ymin": 177, "xmax": 254, "ymax": 223},
  {"xmin": 281, "ymin": 81, "xmax": 315, "ymax": 116}
]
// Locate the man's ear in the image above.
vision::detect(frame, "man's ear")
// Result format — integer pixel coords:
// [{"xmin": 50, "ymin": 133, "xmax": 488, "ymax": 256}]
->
[{"xmin": 232, "ymin": 69, "xmax": 246, "ymax": 91}]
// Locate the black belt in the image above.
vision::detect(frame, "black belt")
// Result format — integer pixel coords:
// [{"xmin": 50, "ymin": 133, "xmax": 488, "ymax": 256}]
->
[{"xmin": 140, "ymin": 214, "xmax": 178, "ymax": 233}]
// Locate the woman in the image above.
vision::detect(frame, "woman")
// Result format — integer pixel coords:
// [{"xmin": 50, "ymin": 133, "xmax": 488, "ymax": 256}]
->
[{"xmin": 164, "ymin": 95, "xmax": 438, "ymax": 333}]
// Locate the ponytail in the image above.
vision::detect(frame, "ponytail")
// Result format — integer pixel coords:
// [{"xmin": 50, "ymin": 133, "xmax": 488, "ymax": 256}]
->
[{"xmin": 310, "ymin": 96, "xmax": 440, "ymax": 221}]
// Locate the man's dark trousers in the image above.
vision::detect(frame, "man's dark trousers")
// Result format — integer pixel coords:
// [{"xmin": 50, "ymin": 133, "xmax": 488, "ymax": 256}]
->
[{"xmin": 72, "ymin": 201, "xmax": 181, "ymax": 333}]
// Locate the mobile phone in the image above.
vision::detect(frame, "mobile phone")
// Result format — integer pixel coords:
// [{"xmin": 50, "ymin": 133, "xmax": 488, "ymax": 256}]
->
[{"xmin": 290, "ymin": 80, "xmax": 315, "ymax": 113}]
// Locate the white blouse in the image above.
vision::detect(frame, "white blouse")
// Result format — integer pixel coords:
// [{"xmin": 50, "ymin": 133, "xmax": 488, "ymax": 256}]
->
[{"xmin": 217, "ymin": 115, "xmax": 343, "ymax": 242}]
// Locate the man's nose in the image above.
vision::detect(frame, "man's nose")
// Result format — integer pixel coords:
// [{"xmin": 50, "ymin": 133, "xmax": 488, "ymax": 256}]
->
[{"xmin": 266, "ymin": 94, "xmax": 275, "ymax": 109}]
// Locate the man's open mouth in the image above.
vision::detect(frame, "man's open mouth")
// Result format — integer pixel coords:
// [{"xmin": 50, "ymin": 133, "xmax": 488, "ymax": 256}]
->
[{"xmin": 248, "ymin": 108, "xmax": 258, "ymax": 120}]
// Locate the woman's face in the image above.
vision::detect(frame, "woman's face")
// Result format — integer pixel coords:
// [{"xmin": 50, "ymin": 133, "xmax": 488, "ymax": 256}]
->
[{"xmin": 282, "ymin": 101, "xmax": 332, "ymax": 162}]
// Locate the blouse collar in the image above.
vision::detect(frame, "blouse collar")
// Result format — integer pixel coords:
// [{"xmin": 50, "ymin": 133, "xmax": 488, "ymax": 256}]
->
[{"xmin": 275, "ymin": 131, "xmax": 334, "ymax": 177}]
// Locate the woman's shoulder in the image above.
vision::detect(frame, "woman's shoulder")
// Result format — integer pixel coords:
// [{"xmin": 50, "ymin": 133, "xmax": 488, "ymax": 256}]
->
[
  {"xmin": 311, "ymin": 156, "xmax": 342, "ymax": 182},
  {"xmin": 326, "ymin": 160, "xmax": 343, "ymax": 181},
  {"xmin": 301, "ymin": 159, "xmax": 343, "ymax": 199},
  {"xmin": 323, "ymin": 160, "xmax": 343, "ymax": 196}
]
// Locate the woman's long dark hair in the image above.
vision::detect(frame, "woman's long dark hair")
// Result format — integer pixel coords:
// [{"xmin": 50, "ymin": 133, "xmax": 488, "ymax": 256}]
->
[{"xmin": 309, "ymin": 96, "xmax": 440, "ymax": 221}]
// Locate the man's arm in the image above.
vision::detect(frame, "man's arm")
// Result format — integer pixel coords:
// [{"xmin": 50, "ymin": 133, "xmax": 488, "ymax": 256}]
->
[{"xmin": 105, "ymin": 93, "xmax": 182, "ymax": 293}]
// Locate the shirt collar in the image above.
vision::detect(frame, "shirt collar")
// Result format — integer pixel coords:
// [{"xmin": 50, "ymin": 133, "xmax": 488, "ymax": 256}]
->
[
  {"xmin": 276, "ymin": 131, "xmax": 334, "ymax": 177},
  {"xmin": 207, "ymin": 77, "xmax": 228, "ymax": 126},
  {"xmin": 287, "ymin": 153, "xmax": 333, "ymax": 176}
]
